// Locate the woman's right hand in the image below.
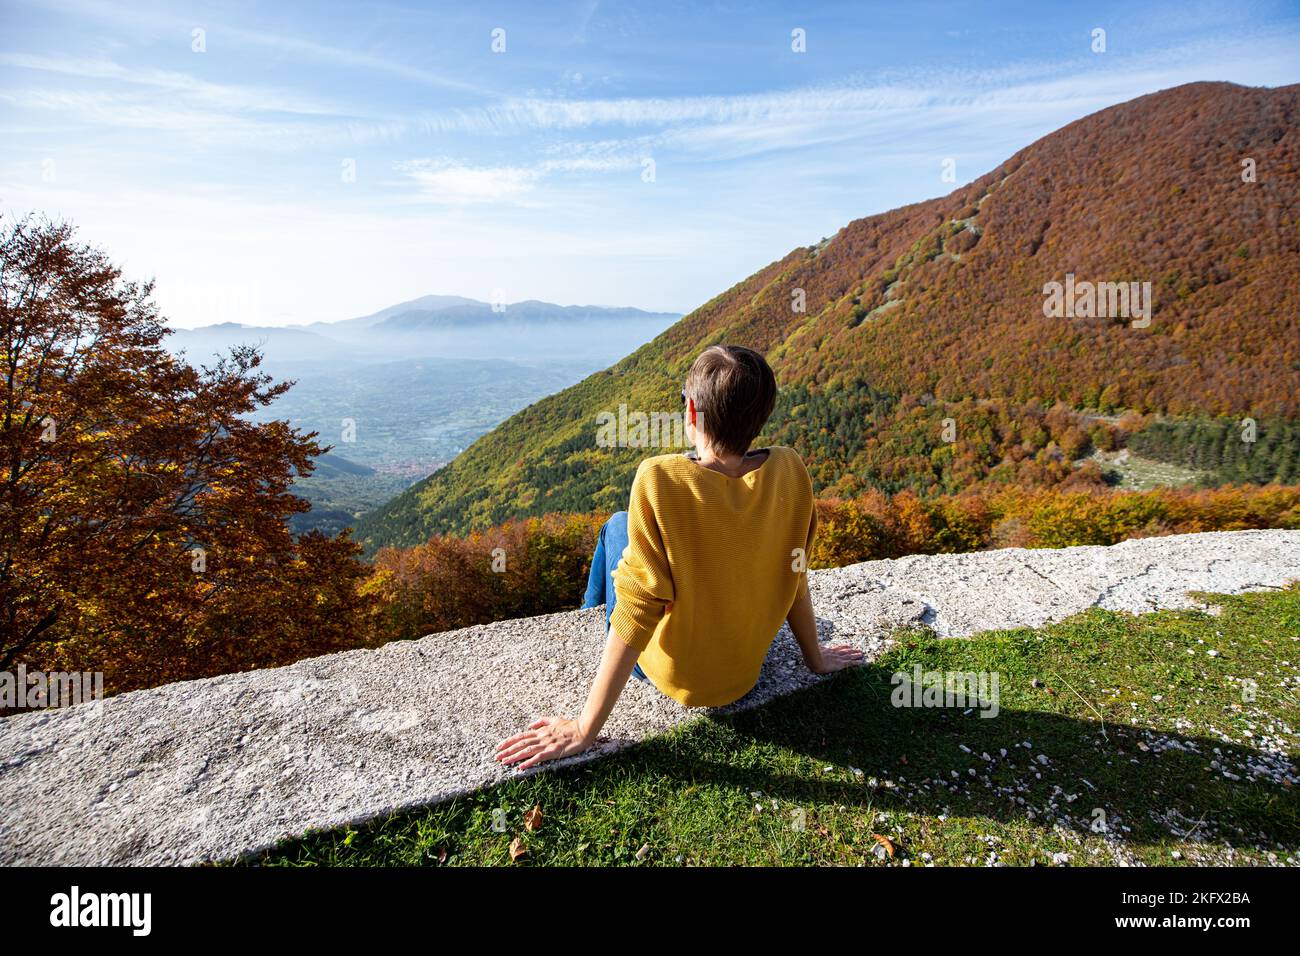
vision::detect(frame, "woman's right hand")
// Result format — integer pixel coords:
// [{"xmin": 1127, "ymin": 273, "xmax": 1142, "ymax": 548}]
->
[
  {"xmin": 495, "ymin": 716, "xmax": 593, "ymax": 769},
  {"xmin": 809, "ymin": 643, "xmax": 864, "ymax": 674}
]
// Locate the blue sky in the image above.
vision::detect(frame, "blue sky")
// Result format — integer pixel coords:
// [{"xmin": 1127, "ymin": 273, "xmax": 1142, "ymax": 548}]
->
[{"xmin": 2, "ymin": 0, "xmax": 1298, "ymax": 328}]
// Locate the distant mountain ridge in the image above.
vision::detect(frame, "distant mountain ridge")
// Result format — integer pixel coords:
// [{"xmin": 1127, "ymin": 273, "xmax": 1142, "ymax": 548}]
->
[
  {"xmin": 308, "ymin": 294, "xmax": 483, "ymax": 330},
  {"xmin": 376, "ymin": 300, "xmax": 681, "ymax": 331},
  {"xmin": 354, "ymin": 81, "xmax": 1300, "ymax": 550},
  {"xmin": 165, "ymin": 296, "xmax": 681, "ymax": 365}
]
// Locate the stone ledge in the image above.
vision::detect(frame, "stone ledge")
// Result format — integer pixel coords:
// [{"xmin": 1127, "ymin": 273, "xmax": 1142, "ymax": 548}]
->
[{"xmin": 1, "ymin": 529, "xmax": 1296, "ymax": 865}]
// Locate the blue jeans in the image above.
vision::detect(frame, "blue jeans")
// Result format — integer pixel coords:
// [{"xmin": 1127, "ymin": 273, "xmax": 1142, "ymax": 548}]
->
[{"xmin": 581, "ymin": 511, "xmax": 649, "ymax": 682}]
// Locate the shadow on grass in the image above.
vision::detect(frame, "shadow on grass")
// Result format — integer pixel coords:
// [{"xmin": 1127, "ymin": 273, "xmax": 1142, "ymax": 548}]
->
[
  {"xmin": 676, "ymin": 660, "xmax": 1299, "ymax": 852},
  {"xmin": 253, "ymin": 659, "xmax": 1298, "ymax": 866},
  {"xmin": 251, "ymin": 590, "xmax": 1300, "ymax": 865}
]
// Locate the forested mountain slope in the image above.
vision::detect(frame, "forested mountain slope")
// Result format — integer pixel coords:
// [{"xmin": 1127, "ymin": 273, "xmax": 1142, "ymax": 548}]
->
[{"xmin": 356, "ymin": 82, "xmax": 1300, "ymax": 548}]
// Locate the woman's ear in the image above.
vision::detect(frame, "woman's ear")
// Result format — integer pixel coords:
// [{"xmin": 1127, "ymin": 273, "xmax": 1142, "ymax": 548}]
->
[{"xmin": 686, "ymin": 397, "xmax": 698, "ymax": 428}]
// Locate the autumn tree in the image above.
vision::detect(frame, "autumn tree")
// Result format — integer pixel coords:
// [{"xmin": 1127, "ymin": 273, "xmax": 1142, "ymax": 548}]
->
[{"xmin": 0, "ymin": 214, "xmax": 375, "ymax": 697}]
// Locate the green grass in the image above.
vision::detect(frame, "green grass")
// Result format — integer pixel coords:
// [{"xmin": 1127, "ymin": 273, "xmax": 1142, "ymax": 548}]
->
[
  {"xmin": 242, "ymin": 587, "xmax": 1300, "ymax": 867},
  {"xmin": 1091, "ymin": 449, "xmax": 1207, "ymax": 490}
]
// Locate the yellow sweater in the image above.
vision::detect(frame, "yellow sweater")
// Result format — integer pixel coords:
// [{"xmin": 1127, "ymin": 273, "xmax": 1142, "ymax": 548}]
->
[{"xmin": 609, "ymin": 445, "xmax": 817, "ymax": 707}]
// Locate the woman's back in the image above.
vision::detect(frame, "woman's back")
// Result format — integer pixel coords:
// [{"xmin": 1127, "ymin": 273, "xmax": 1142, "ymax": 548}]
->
[{"xmin": 610, "ymin": 445, "xmax": 816, "ymax": 707}]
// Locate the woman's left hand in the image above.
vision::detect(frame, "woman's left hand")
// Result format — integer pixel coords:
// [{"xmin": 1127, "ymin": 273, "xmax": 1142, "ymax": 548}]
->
[{"xmin": 495, "ymin": 717, "xmax": 593, "ymax": 769}]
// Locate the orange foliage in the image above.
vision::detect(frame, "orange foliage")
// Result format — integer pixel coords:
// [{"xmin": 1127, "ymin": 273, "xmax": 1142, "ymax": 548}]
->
[
  {"xmin": 810, "ymin": 484, "xmax": 1300, "ymax": 565},
  {"xmin": 367, "ymin": 513, "xmax": 606, "ymax": 641},
  {"xmin": 364, "ymin": 483, "xmax": 1300, "ymax": 643},
  {"xmin": 2, "ymin": 215, "xmax": 378, "ymax": 701}
]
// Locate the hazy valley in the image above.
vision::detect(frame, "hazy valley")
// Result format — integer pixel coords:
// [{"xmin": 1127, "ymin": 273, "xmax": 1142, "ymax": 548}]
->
[{"xmin": 165, "ymin": 296, "xmax": 680, "ymax": 533}]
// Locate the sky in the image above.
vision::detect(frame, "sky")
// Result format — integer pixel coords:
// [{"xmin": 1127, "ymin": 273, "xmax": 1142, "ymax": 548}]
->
[{"xmin": 2, "ymin": 0, "xmax": 1298, "ymax": 329}]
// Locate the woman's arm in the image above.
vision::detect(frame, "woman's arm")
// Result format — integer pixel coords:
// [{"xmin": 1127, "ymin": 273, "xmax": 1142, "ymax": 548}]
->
[
  {"xmin": 499, "ymin": 466, "xmax": 671, "ymax": 770},
  {"xmin": 787, "ymin": 576, "xmax": 864, "ymax": 674},
  {"xmin": 495, "ymin": 628, "xmax": 641, "ymax": 769}
]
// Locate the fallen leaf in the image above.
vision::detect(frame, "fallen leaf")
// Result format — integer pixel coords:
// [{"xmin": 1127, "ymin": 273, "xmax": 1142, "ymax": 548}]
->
[
  {"xmin": 508, "ymin": 837, "xmax": 526, "ymax": 862},
  {"xmin": 872, "ymin": 833, "xmax": 896, "ymax": 859},
  {"xmin": 524, "ymin": 805, "xmax": 543, "ymax": 832}
]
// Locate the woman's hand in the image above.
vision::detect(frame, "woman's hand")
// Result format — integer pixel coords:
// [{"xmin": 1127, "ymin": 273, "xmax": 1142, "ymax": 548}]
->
[
  {"xmin": 808, "ymin": 643, "xmax": 865, "ymax": 675},
  {"xmin": 493, "ymin": 630, "xmax": 640, "ymax": 770},
  {"xmin": 787, "ymin": 580, "xmax": 864, "ymax": 676},
  {"xmin": 495, "ymin": 717, "xmax": 593, "ymax": 769}
]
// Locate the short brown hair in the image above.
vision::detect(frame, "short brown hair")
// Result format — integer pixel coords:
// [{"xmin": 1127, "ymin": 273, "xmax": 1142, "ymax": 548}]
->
[{"xmin": 683, "ymin": 345, "xmax": 777, "ymax": 456}]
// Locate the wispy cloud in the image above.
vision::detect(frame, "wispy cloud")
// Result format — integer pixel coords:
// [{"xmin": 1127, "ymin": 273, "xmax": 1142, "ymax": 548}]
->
[
  {"xmin": 0, "ymin": 87, "xmax": 353, "ymax": 151},
  {"xmin": 6, "ymin": 0, "xmax": 495, "ymax": 96},
  {"xmin": 217, "ymin": 23, "xmax": 494, "ymax": 97},
  {"xmin": 399, "ymin": 84, "xmax": 934, "ymax": 137},
  {"xmin": 357, "ymin": 24, "xmax": 1300, "ymax": 167},
  {"xmin": 0, "ymin": 51, "xmax": 375, "ymax": 150},
  {"xmin": 0, "ymin": 52, "xmax": 346, "ymax": 115},
  {"xmin": 392, "ymin": 147, "xmax": 648, "ymax": 204},
  {"xmin": 394, "ymin": 158, "xmax": 540, "ymax": 204}
]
